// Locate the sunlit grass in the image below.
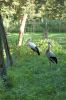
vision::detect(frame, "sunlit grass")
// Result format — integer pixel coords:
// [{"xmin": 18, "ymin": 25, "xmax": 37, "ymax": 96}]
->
[{"xmin": 49, "ymin": 33, "xmax": 66, "ymax": 37}]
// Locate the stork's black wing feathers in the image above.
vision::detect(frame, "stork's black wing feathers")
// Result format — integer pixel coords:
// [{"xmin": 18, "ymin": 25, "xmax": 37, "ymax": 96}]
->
[
  {"xmin": 35, "ymin": 46, "xmax": 40, "ymax": 55},
  {"xmin": 30, "ymin": 46, "xmax": 40, "ymax": 55},
  {"xmin": 31, "ymin": 47, "xmax": 35, "ymax": 51},
  {"xmin": 50, "ymin": 56, "xmax": 57, "ymax": 64}
]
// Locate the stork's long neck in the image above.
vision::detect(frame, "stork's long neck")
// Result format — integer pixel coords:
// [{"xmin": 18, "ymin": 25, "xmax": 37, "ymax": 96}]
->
[
  {"xmin": 46, "ymin": 43, "xmax": 50, "ymax": 52},
  {"xmin": 48, "ymin": 43, "xmax": 50, "ymax": 50},
  {"xmin": 27, "ymin": 40, "xmax": 31, "ymax": 45}
]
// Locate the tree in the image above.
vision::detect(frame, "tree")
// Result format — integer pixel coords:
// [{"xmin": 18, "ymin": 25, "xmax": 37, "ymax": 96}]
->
[
  {"xmin": 1, "ymin": 0, "xmax": 36, "ymax": 46},
  {"xmin": 36, "ymin": 0, "xmax": 66, "ymax": 19},
  {"xmin": 17, "ymin": 0, "xmax": 35, "ymax": 46},
  {"xmin": 0, "ymin": 31, "xmax": 6, "ymax": 78},
  {"xmin": 0, "ymin": 14, "xmax": 12, "ymax": 66},
  {"xmin": 34, "ymin": 0, "xmax": 66, "ymax": 38},
  {"xmin": 0, "ymin": 14, "xmax": 13, "ymax": 86}
]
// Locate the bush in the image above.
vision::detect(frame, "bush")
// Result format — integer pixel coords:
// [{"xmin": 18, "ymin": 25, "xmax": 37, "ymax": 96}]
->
[{"xmin": 36, "ymin": 39, "xmax": 62, "ymax": 53}]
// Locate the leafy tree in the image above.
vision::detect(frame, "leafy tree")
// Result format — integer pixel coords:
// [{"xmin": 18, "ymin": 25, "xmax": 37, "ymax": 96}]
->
[
  {"xmin": 17, "ymin": 0, "xmax": 36, "ymax": 46},
  {"xmin": 34, "ymin": 0, "xmax": 66, "ymax": 19}
]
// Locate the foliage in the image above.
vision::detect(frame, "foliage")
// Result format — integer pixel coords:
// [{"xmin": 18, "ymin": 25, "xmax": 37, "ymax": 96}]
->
[
  {"xmin": 37, "ymin": 39, "xmax": 62, "ymax": 53},
  {"xmin": 37, "ymin": 0, "xmax": 66, "ymax": 19},
  {"xmin": 0, "ymin": 0, "xmax": 36, "ymax": 19},
  {"xmin": 0, "ymin": 0, "xmax": 66, "ymax": 20}
]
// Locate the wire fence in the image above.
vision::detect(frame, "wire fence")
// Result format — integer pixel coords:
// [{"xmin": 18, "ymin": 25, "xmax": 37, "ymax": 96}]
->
[
  {"xmin": 4, "ymin": 18, "xmax": 66, "ymax": 33},
  {"xmin": 25, "ymin": 19, "xmax": 66, "ymax": 33}
]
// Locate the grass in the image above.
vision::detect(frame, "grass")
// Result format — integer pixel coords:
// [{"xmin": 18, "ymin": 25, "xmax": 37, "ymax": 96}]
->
[{"xmin": 0, "ymin": 32, "xmax": 66, "ymax": 100}]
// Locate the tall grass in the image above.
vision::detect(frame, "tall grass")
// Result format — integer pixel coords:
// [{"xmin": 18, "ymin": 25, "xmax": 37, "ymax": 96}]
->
[{"xmin": 0, "ymin": 32, "xmax": 66, "ymax": 100}]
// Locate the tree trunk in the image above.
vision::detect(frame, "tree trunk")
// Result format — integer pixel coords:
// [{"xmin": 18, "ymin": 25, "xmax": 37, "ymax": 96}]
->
[
  {"xmin": 0, "ymin": 35, "xmax": 12, "ymax": 88},
  {"xmin": 0, "ymin": 15, "xmax": 7, "ymax": 80},
  {"xmin": 18, "ymin": 14, "xmax": 27, "ymax": 46},
  {"xmin": 0, "ymin": 14, "xmax": 13, "ymax": 66},
  {"xmin": 44, "ymin": 30, "xmax": 48, "ymax": 39},
  {"xmin": 0, "ymin": 14, "xmax": 13, "ymax": 88},
  {"xmin": 44, "ymin": 18, "xmax": 48, "ymax": 39},
  {"xmin": 0, "ymin": 34, "xmax": 6, "ymax": 77}
]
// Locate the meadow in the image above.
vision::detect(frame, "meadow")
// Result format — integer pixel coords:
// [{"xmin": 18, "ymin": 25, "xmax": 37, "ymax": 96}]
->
[{"xmin": 0, "ymin": 32, "xmax": 66, "ymax": 100}]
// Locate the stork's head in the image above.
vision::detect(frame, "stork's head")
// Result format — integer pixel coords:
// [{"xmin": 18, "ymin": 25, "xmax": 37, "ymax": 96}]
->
[
  {"xmin": 25, "ymin": 38, "xmax": 32, "ymax": 45},
  {"xmin": 48, "ymin": 41, "xmax": 51, "ymax": 45},
  {"xmin": 47, "ymin": 40, "xmax": 52, "ymax": 50}
]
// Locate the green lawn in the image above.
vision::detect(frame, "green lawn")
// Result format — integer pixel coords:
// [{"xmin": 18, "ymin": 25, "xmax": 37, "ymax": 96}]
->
[{"xmin": 0, "ymin": 32, "xmax": 66, "ymax": 100}]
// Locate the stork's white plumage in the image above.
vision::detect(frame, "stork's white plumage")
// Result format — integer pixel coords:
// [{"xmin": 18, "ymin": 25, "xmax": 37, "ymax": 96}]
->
[
  {"xmin": 29, "ymin": 41, "xmax": 36, "ymax": 48},
  {"xmin": 45, "ymin": 41, "xmax": 57, "ymax": 65},
  {"xmin": 26, "ymin": 39, "xmax": 40, "ymax": 55}
]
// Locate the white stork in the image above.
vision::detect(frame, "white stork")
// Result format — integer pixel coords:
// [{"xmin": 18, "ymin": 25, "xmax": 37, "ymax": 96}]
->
[
  {"xmin": 45, "ymin": 41, "xmax": 57, "ymax": 66},
  {"xmin": 26, "ymin": 38, "xmax": 40, "ymax": 55}
]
